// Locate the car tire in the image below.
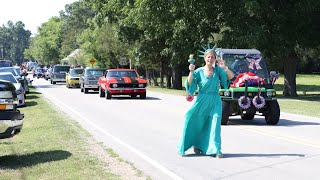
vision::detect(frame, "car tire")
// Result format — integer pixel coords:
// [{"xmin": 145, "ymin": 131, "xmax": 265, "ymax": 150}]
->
[
  {"xmin": 139, "ymin": 92, "xmax": 146, "ymax": 99},
  {"xmin": 106, "ymin": 90, "xmax": 111, "ymax": 99},
  {"xmin": 50, "ymin": 80, "xmax": 53, "ymax": 84},
  {"xmin": 131, "ymin": 95, "xmax": 137, "ymax": 98},
  {"xmin": 221, "ymin": 101, "xmax": 230, "ymax": 125},
  {"xmin": 84, "ymin": 88, "xmax": 88, "ymax": 94},
  {"xmin": 99, "ymin": 86, "xmax": 105, "ymax": 97},
  {"xmin": 265, "ymin": 100, "xmax": 280, "ymax": 125}
]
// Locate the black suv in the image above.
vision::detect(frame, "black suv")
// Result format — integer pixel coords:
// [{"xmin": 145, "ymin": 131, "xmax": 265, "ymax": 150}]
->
[
  {"xmin": 0, "ymin": 80, "xmax": 24, "ymax": 139},
  {"xmin": 50, "ymin": 65, "xmax": 70, "ymax": 84}
]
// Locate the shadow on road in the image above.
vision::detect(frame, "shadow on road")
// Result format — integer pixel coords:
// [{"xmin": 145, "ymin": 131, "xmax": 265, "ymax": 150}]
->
[
  {"xmin": 182, "ymin": 153, "xmax": 305, "ymax": 158},
  {"xmin": 228, "ymin": 117, "xmax": 320, "ymax": 126},
  {"xmin": 104, "ymin": 96, "xmax": 161, "ymax": 100},
  {"xmin": 0, "ymin": 150, "xmax": 72, "ymax": 169}
]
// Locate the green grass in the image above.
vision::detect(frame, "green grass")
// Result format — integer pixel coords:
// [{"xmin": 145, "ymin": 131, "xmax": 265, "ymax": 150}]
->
[
  {"xmin": 274, "ymin": 74, "xmax": 320, "ymax": 101},
  {"xmin": 149, "ymin": 74, "xmax": 320, "ymax": 118},
  {"xmin": 0, "ymin": 88, "xmax": 143, "ymax": 179}
]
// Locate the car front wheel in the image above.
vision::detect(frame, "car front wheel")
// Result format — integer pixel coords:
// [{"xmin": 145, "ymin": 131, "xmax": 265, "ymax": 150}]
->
[
  {"xmin": 265, "ymin": 100, "xmax": 280, "ymax": 125},
  {"xmin": 99, "ymin": 86, "xmax": 105, "ymax": 97},
  {"xmin": 80, "ymin": 84, "xmax": 84, "ymax": 92},
  {"xmin": 140, "ymin": 92, "xmax": 146, "ymax": 99},
  {"xmin": 221, "ymin": 101, "xmax": 230, "ymax": 125},
  {"xmin": 106, "ymin": 90, "xmax": 111, "ymax": 99}
]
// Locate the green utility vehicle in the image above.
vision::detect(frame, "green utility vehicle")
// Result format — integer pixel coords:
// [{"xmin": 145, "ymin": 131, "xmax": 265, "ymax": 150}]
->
[{"xmin": 217, "ymin": 49, "xmax": 280, "ymax": 125}]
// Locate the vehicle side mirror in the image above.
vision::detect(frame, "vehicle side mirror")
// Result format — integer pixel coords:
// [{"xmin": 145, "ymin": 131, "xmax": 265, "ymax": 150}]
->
[{"xmin": 270, "ymin": 71, "xmax": 280, "ymax": 85}]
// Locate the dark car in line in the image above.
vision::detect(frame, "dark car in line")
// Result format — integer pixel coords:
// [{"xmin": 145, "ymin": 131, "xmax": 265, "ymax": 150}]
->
[
  {"xmin": 50, "ymin": 65, "xmax": 71, "ymax": 84},
  {"xmin": 0, "ymin": 60, "xmax": 13, "ymax": 67}
]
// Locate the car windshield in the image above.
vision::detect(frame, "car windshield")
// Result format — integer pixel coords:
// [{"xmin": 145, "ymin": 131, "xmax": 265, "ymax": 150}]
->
[
  {"xmin": 70, "ymin": 69, "xmax": 84, "ymax": 76},
  {"xmin": 107, "ymin": 70, "xmax": 137, "ymax": 77},
  {"xmin": 85, "ymin": 69, "xmax": 105, "ymax": 76},
  {"xmin": 0, "ymin": 74, "xmax": 18, "ymax": 83},
  {"xmin": 0, "ymin": 68, "xmax": 19, "ymax": 76},
  {"xmin": 222, "ymin": 54, "xmax": 270, "ymax": 82},
  {"xmin": 54, "ymin": 66, "xmax": 70, "ymax": 73}
]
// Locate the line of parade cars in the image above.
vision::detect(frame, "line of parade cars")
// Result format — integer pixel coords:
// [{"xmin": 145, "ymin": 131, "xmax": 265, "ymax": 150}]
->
[
  {"xmin": 1, "ymin": 61, "xmax": 147, "ymax": 139},
  {"xmin": 45, "ymin": 65, "xmax": 148, "ymax": 99},
  {"xmin": 0, "ymin": 60, "xmax": 32, "ymax": 139}
]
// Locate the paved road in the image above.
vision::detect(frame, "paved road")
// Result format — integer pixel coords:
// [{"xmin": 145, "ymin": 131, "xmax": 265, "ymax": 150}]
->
[{"xmin": 32, "ymin": 78, "xmax": 320, "ymax": 180}]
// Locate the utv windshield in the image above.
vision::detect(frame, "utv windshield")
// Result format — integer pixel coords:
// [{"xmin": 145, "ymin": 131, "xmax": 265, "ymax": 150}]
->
[{"xmin": 222, "ymin": 54, "xmax": 270, "ymax": 83}]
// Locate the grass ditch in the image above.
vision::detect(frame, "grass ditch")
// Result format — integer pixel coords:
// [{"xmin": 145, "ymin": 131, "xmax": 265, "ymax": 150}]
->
[{"xmin": 0, "ymin": 87, "xmax": 148, "ymax": 179}]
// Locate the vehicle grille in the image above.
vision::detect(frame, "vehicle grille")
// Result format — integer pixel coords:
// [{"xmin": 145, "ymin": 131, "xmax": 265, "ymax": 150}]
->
[
  {"xmin": 232, "ymin": 92, "xmax": 266, "ymax": 98},
  {"xmin": 54, "ymin": 74, "xmax": 66, "ymax": 79},
  {"xmin": 111, "ymin": 83, "xmax": 146, "ymax": 88},
  {"xmin": 88, "ymin": 80, "xmax": 98, "ymax": 85}
]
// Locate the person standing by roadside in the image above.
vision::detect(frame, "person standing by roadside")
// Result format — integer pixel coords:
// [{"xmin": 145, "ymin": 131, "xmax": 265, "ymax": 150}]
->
[{"xmin": 177, "ymin": 46, "xmax": 234, "ymax": 158}]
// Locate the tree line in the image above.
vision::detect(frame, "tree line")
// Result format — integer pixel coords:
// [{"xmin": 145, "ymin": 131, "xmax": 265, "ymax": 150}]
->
[{"xmin": 1, "ymin": 0, "xmax": 320, "ymax": 96}]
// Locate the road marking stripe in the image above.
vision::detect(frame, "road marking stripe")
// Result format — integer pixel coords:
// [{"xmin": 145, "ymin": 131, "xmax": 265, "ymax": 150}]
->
[
  {"xmin": 36, "ymin": 86, "xmax": 183, "ymax": 180},
  {"xmin": 232, "ymin": 125, "xmax": 320, "ymax": 149}
]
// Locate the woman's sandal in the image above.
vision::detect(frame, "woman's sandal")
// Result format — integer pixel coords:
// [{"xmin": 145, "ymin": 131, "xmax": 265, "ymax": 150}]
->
[{"xmin": 193, "ymin": 148, "xmax": 202, "ymax": 154}]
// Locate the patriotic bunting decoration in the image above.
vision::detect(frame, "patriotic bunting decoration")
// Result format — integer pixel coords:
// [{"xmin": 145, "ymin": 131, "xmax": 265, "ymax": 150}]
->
[
  {"xmin": 232, "ymin": 72, "xmax": 266, "ymax": 88},
  {"xmin": 246, "ymin": 54, "xmax": 262, "ymax": 70}
]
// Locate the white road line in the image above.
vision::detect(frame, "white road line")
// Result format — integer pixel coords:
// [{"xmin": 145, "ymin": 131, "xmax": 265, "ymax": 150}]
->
[
  {"xmin": 233, "ymin": 125, "xmax": 320, "ymax": 149},
  {"xmin": 36, "ymin": 86, "xmax": 183, "ymax": 180}
]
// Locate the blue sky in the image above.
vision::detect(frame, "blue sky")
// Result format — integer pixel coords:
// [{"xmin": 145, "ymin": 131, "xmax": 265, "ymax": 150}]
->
[{"xmin": 0, "ymin": 0, "xmax": 78, "ymax": 35}]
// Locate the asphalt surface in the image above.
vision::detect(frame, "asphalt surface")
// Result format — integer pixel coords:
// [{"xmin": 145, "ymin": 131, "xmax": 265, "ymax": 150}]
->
[{"xmin": 32, "ymin": 77, "xmax": 320, "ymax": 180}]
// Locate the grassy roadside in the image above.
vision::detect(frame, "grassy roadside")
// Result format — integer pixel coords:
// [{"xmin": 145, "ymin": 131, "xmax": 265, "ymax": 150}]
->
[
  {"xmin": 148, "ymin": 74, "xmax": 320, "ymax": 118},
  {"xmin": 0, "ymin": 88, "xmax": 148, "ymax": 179}
]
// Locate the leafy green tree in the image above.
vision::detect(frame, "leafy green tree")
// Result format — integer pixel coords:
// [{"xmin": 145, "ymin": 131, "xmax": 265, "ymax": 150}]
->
[
  {"xmin": 25, "ymin": 17, "xmax": 63, "ymax": 65},
  {"xmin": 59, "ymin": 0, "xmax": 95, "ymax": 60},
  {"xmin": 0, "ymin": 21, "xmax": 31, "ymax": 64},
  {"xmin": 218, "ymin": 0, "xmax": 320, "ymax": 96}
]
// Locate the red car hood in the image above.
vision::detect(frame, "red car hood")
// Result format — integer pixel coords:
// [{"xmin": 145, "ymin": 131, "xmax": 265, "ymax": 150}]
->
[{"xmin": 107, "ymin": 77, "xmax": 147, "ymax": 84}]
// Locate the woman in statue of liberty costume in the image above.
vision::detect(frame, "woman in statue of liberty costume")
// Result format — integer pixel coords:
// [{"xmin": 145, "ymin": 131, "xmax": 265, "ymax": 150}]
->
[{"xmin": 177, "ymin": 45, "xmax": 234, "ymax": 158}]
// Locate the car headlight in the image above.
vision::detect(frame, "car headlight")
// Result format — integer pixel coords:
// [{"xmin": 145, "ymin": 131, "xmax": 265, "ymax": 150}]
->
[
  {"xmin": 224, "ymin": 90, "xmax": 230, "ymax": 97},
  {"xmin": 138, "ymin": 84, "xmax": 144, "ymax": 88},
  {"xmin": 112, "ymin": 84, "xmax": 118, "ymax": 88},
  {"xmin": 266, "ymin": 92, "xmax": 272, "ymax": 97}
]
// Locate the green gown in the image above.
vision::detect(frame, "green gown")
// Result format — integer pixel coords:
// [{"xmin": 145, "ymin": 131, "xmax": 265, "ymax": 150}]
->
[{"xmin": 177, "ymin": 66, "xmax": 228, "ymax": 156}]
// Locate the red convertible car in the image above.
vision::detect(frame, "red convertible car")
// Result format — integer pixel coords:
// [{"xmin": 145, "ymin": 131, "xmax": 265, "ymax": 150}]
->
[{"xmin": 98, "ymin": 69, "xmax": 147, "ymax": 99}]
